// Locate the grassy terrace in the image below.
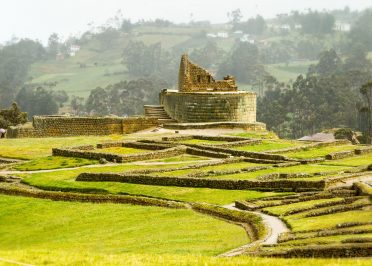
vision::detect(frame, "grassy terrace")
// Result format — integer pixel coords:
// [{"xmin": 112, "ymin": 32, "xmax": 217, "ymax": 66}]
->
[
  {"xmin": 233, "ymin": 139, "xmax": 304, "ymax": 152},
  {"xmin": 282, "ymin": 144, "xmax": 357, "ymax": 159},
  {"xmin": 155, "ymin": 161, "xmax": 262, "ymax": 177},
  {"xmin": 1, "ymin": 133, "xmax": 371, "ymax": 263},
  {"xmin": 278, "ymin": 233, "xmax": 372, "ymax": 246},
  {"xmin": 178, "ymin": 139, "xmax": 227, "ymax": 145},
  {"xmin": 227, "ymin": 131, "xmax": 279, "ymax": 139},
  {"xmin": 0, "ymin": 195, "xmax": 248, "ymax": 256},
  {"xmin": 147, "ymin": 154, "xmax": 211, "ymax": 163},
  {"xmin": 321, "ymin": 153, "xmax": 372, "ymax": 166},
  {"xmin": 262, "ymin": 198, "xmax": 345, "ymax": 216},
  {"xmin": 213, "ymin": 164, "xmax": 352, "ymax": 180},
  {"xmin": 94, "ymin": 147, "xmax": 148, "ymax": 155},
  {"xmin": 21, "ymin": 167, "xmax": 284, "ymax": 204},
  {"xmin": 0, "ymin": 135, "xmax": 126, "ymax": 159},
  {"xmin": 285, "ymin": 210, "xmax": 372, "ymax": 231},
  {"xmin": 13, "ymin": 156, "xmax": 98, "ymax": 171}
]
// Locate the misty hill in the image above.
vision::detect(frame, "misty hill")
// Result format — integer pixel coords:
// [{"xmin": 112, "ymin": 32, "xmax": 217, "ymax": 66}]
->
[{"xmin": 25, "ymin": 23, "xmax": 318, "ymax": 99}]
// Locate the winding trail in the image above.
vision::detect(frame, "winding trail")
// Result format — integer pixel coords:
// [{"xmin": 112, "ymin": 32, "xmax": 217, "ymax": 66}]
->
[
  {"xmin": 219, "ymin": 203, "xmax": 289, "ymax": 257},
  {"xmin": 0, "ymin": 257, "xmax": 34, "ymax": 266}
]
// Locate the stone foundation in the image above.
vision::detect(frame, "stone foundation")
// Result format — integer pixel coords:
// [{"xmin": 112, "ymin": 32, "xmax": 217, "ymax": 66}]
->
[
  {"xmin": 163, "ymin": 121, "xmax": 266, "ymax": 131},
  {"xmin": 160, "ymin": 90, "xmax": 257, "ymax": 123},
  {"xmin": 6, "ymin": 116, "xmax": 159, "ymax": 138}
]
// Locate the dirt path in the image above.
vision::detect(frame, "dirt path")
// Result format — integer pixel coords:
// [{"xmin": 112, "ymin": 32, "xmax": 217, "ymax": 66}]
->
[
  {"xmin": 0, "ymin": 257, "xmax": 34, "ymax": 266},
  {"xmin": 219, "ymin": 203, "xmax": 289, "ymax": 257},
  {"xmin": 328, "ymin": 173, "xmax": 372, "ymax": 189}
]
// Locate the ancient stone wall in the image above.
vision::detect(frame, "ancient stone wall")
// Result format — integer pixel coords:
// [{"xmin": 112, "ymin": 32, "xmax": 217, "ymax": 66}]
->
[
  {"xmin": 160, "ymin": 90, "xmax": 257, "ymax": 123},
  {"xmin": 178, "ymin": 54, "xmax": 237, "ymax": 92},
  {"xmin": 6, "ymin": 116, "xmax": 159, "ymax": 138}
]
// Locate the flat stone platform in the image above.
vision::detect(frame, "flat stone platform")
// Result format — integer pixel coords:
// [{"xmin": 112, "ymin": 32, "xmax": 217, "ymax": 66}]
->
[{"xmin": 163, "ymin": 121, "xmax": 266, "ymax": 131}]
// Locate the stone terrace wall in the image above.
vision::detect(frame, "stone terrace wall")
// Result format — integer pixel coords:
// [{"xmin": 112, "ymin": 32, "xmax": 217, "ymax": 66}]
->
[
  {"xmin": 160, "ymin": 90, "xmax": 256, "ymax": 123},
  {"xmin": 7, "ymin": 116, "xmax": 159, "ymax": 138}
]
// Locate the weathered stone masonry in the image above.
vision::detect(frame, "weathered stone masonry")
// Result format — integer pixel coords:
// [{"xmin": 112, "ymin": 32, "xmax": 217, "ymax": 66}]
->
[
  {"xmin": 159, "ymin": 54, "xmax": 263, "ymax": 126},
  {"xmin": 6, "ymin": 116, "xmax": 159, "ymax": 138},
  {"xmin": 160, "ymin": 90, "xmax": 257, "ymax": 123}
]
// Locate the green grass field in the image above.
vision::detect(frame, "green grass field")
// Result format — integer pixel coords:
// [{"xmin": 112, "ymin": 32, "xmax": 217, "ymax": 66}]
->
[
  {"xmin": 263, "ymin": 198, "xmax": 344, "ymax": 216},
  {"xmin": 0, "ymin": 250, "xmax": 369, "ymax": 266},
  {"xmin": 233, "ymin": 140, "xmax": 303, "ymax": 152},
  {"xmin": 0, "ymin": 195, "xmax": 247, "ymax": 256},
  {"xmin": 1, "ymin": 133, "xmax": 371, "ymax": 263},
  {"xmin": 13, "ymin": 156, "xmax": 98, "ymax": 171},
  {"xmin": 96, "ymin": 147, "xmax": 148, "ymax": 155},
  {"xmin": 282, "ymin": 145, "xmax": 357, "ymax": 159},
  {"xmin": 285, "ymin": 210, "xmax": 372, "ymax": 231},
  {"xmin": 21, "ymin": 167, "xmax": 283, "ymax": 204},
  {"xmin": 0, "ymin": 135, "xmax": 125, "ymax": 159},
  {"xmin": 215, "ymin": 164, "xmax": 351, "ymax": 180}
]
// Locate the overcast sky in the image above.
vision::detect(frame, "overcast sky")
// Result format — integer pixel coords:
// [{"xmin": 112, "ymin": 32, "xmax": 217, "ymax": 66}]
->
[{"xmin": 1, "ymin": 0, "xmax": 372, "ymax": 44}]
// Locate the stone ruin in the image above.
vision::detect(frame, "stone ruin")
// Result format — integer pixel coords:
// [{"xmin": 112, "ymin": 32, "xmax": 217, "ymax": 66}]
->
[
  {"xmin": 178, "ymin": 54, "xmax": 237, "ymax": 92},
  {"xmin": 158, "ymin": 54, "xmax": 266, "ymax": 130},
  {"xmin": 7, "ymin": 54, "xmax": 265, "ymax": 138}
]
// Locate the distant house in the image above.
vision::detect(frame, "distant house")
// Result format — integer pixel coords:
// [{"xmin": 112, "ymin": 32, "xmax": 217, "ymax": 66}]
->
[
  {"xmin": 206, "ymin": 33, "xmax": 217, "ymax": 38},
  {"xmin": 279, "ymin": 24, "xmax": 290, "ymax": 32},
  {"xmin": 69, "ymin": 45, "xmax": 81, "ymax": 57},
  {"xmin": 233, "ymin": 30, "xmax": 243, "ymax": 35},
  {"xmin": 206, "ymin": 32, "xmax": 229, "ymax": 39},
  {"xmin": 334, "ymin": 21, "xmax": 351, "ymax": 32},
  {"xmin": 240, "ymin": 34, "xmax": 254, "ymax": 44},
  {"xmin": 56, "ymin": 52, "xmax": 65, "ymax": 61},
  {"xmin": 217, "ymin": 32, "xmax": 229, "ymax": 38}
]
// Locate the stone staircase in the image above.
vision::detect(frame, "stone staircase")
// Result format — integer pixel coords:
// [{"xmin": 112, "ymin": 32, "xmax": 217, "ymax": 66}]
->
[{"xmin": 144, "ymin": 105, "xmax": 176, "ymax": 124}]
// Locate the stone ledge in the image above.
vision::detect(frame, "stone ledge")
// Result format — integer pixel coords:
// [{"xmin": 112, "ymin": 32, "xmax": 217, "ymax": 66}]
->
[{"xmin": 163, "ymin": 121, "xmax": 266, "ymax": 131}]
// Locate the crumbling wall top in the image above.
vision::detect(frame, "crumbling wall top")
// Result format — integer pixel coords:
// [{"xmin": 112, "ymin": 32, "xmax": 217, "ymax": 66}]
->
[{"xmin": 178, "ymin": 54, "xmax": 237, "ymax": 92}]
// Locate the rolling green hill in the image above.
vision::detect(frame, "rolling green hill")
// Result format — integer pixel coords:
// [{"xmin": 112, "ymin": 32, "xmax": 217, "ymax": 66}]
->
[{"xmin": 25, "ymin": 25, "xmax": 342, "ymax": 101}]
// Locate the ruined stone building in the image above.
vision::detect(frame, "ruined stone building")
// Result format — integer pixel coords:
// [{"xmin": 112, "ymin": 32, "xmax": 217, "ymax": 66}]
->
[
  {"xmin": 178, "ymin": 54, "xmax": 237, "ymax": 92},
  {"xmin": 157, "ymin": 54, "xmax": 265, "ymax": 130}
]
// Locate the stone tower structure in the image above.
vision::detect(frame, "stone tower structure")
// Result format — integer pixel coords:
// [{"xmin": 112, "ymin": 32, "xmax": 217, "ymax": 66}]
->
[{"xmin": 157, "ymin": 54, "xmax": 265, "ymax": 130}]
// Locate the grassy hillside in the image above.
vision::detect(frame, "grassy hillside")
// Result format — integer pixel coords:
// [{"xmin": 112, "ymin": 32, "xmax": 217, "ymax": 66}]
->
[
  {"xmin": 0, "ymin": 195, "xmax": 247, "ymax": 255},
  {"xmin": 26, "ymin": 25, "xmax": 318, "ymax": 101}
]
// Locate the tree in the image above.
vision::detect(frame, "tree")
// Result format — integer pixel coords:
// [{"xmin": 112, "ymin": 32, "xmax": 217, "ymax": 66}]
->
[
  {"xmin": 189, "ymin": 41, "xmax": 225, "ymax": 68},
  {"xmin": 122, "ymin": 41, "xmax": 176, "ymax": 84},
  {"xmin": 240, "ymin": 15, "xmax": 267, "ymax": 35},
  {"xmin": 15, "ymin": 87, "xmax": 59, "ymax": 118},
  {"xmin": 228, "ymin": 9, "xmax": 242, "ymax": 27},
  {"xmin": 360, "ymin": 81, "xmax": 372, "ymax": 143},
  {"xmin": 312, "ymin": 49, "xmax": 342, "ymax": 76},
  {"xmin": 343, "ymin": 43, "xmax": 372, "ymax": 73},
  {"xmin": 52, "ymin": 90, "xmax": 69, "ymax": 107},
  {"xmin": 350, "ymin": 9, "xmax": 372, "ymax": 50},
  {"xmin": 299, "ymin": 11, "xmax": 335, "ymax": 34},
  {"xmin": 85, "ymin": 87, "xmax": 110, "ymax": 115},
  {"xmin": 0, "ymin": 102, "xmax": 27, "ymax": 128},
  {"xmin": 85, "ymin": 78, "xmax": 168, "ymax": 116},
  {"xmin": 121, "ymin": 19, "xmax": 133, "ymax": 33},
  {"xmin": 218, "ymin": 42, "xmax": 266, "ymax": 84},
  {"xmin": 96, "ymin": 27, "xmax": 120, "ymax": 50},
  {"xmin": 47, "ymin": 33, "xmax": 60, "ymax": 57},
  {"xmin": 0, "ymin": 39, "xmax": 46, "ymax": 106},
  {"xmin": 71, "ymin": 96, "xmax": 85, "ymax": 115}
]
